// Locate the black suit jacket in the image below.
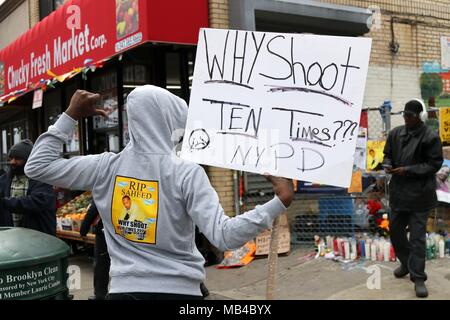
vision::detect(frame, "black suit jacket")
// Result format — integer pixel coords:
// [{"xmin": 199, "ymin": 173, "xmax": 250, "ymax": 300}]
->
[{"xmin": 383, "ymin": 123, "xmax": 443, "ymax": 211}]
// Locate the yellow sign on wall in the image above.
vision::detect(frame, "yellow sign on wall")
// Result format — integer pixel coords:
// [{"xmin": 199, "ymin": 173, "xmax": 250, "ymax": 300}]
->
[
  {"xmin": 439, "ymin": 107, "xmax": 450, "ymax": 143},
  {"xmin": 366, "ymin": 140, "xmax": 386, "ymax": 172}
]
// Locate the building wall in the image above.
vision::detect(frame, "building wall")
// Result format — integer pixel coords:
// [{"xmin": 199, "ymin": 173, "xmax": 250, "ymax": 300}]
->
[
  {"xmin": 0, "ymin": 1, "xmax": 29, "ymax": 50},
  {"xmin": 208, "ymin": 0, "xmax": 236, "ymax": 216},
  {"xmin": 29, "ymin": 0, "xmax": 39, "ymax": 27},
  {"xmin": 318, "ymin": 0, "xmax": 450, "ymax": 20},
  {"xmin": 319, "ymin": 0, "xmax": 450, "ymax": 132},
  {"xmin": 209, "ymin": 0, "xmax": 229, "ymax": 29}
]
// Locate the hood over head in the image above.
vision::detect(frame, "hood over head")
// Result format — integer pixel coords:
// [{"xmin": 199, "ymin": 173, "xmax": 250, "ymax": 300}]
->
[{"xmin": 125, "ymin": 85, "xmax": 188, "ymax": 154}]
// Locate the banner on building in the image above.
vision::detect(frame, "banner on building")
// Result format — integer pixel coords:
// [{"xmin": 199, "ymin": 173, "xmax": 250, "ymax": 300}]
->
[
  {"xmin": 181, "ymin": 28, "xmax": 372, "ymax": 188},
  {"xmin": 441, "ymin": 36, "xmax": 450, "ymax": 70},
  {"xmin": 439, "ymin": 107, "xmax": 450, "ymax": 144}
]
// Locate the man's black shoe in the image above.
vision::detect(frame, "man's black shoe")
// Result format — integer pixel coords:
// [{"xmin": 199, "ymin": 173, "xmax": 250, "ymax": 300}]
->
[
  {"xmin": 200, "ymin": 282, "xmax": 210, "ymax": 298},
  {"xmin": 414, "ymin": 280, "xmax": 428, "ymax": 298},
  {"xmin": 393, "ymin": 265, "xmax": 409, "ymax": 278}
]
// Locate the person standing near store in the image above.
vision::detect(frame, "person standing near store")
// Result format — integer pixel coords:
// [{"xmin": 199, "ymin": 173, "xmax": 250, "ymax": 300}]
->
[
  {"xmin": 0, "ymin": 139, "xmax": 56, "ymax": 235},
  {"xmin": 80, "ymin": 200, "xmax": 110, "ymax": 300},
  {"xmin": 25, "ymin": 87, "xmax": 294, "ymax": 300},
  {"xmin": 383, "ymin": 99, "xmax": 443, "ymax": 298}
]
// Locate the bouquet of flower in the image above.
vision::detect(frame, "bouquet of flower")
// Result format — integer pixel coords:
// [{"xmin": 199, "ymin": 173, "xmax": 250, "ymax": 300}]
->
[{"xmin": 367, "ymin": 199, "xmax": 389, "ymax": 237}]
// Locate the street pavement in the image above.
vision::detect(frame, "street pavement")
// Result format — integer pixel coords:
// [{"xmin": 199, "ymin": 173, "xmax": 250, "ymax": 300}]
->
[{"xmin": 69, "ymin": 245, "xmax": 450, "ymax": 300}]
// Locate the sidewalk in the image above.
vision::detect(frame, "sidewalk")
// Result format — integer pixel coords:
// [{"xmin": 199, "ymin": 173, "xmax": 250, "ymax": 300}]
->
[
  {"xmin": 204, "ymin": 245, "xmax": 450, "ymax": 300},
  {"xmin": 70, "ymin": 246, "xmax": 450, "ymax": 300}
]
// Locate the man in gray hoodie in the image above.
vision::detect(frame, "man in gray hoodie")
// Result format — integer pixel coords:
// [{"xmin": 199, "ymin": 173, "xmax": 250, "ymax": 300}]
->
[{"xmin": 25, "ymin": 86, "xmax": 293, "ymax": 300}]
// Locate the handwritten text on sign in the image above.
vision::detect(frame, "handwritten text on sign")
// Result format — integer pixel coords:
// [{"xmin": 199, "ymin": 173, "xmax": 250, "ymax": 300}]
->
[{"xmin": 181, "ymin": 29, "xmax": 372, "ymax": 188}]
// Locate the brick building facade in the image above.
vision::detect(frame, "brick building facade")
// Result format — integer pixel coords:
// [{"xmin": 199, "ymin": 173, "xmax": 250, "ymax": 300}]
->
[
  {"xmin": 320, "ymin": 0, "xmax": 450, "ymax": 129},
  {"xmin": 207, "ymin": 0, "xmax": 236, "ymax": 216}
]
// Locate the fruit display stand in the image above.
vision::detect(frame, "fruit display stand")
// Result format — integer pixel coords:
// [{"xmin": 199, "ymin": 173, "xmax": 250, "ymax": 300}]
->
[
  {"xmin": 56, "ymin": 192, "xmax": 95, "ymax": 245},
  {"xmin": 56, "ymin": 230, "xmax": 95, "ymax": 245}
]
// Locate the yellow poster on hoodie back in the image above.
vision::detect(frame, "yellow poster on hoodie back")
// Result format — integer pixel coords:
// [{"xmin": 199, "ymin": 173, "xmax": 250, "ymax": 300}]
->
[{"xmin": 111, "ymin": 176, "xmax": 159, "ymax": 244}]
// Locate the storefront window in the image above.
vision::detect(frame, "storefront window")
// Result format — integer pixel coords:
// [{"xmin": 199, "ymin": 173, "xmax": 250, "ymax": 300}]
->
[
  {"xmin": 84, "ymin": 118, "xmax": 89, "ymax": 151},
  {"xmin": 166, "ymin": 52, "xmax": 182, "ymax": 97},
  {"xmin": 1, "ymin": 129, "xmax": 7, "ymax": 170},
  {"xmin": 43, "ymin": 84, "xmax": 80, "ymax": 154},
  {"xmin": 108, "ymin": 132, "xmax": 120, "ymax": 153},
  {"xmin": 64, "ymin": 82, "xmax": 79, "ymax": 154},
  {"xmin": 13, "ymin": 127, "xmax": 22, "ymax": 145},
  {"xmin": 54, "ymin": 0, "xmax": 67, "ymax": 9},
  {"xmin": 11, "ymin": 120, "xmax": 28, "ymax": 145},
  {"xmin": 91, "ymin": 69, "xmax": 119, "ymax": 129},
  {"xmin": 44, "ymin": 89, "xmax": 62, "ymax": 129},
  {"xmin": 188, "ymin": 52, "xmax": 194, "ymax": 93},
  {"xmin": 2, "ymin": 130, "xmax": 7, "ymax": 155},
  {"xmin": 122, "ymin": 96, "xmax": 130, "ymax": 146},
  {"xmin": 90, "ymin": 68, "xmax": 120, "ymax": 153},
  {"xmin": 124, "ymin": 65, "xmax": 147, "ymax": 85},
  {"xmin": 0, "ymin": 119, "xmax": 28, "ymax": 169},
  {"xmin": 122, "ymin": 64, "xmax": 148, "ymax": 147},
  {"xmin": 119, "ymin": 47, "xmax": 195, "ymax": 149},
  {"xmin": 164, "ymin": 48, "xmax": 196, "ymax": 102},
  {"xmin": 39, "ymin": 0, "xmax": 68, "ymax": 20}
]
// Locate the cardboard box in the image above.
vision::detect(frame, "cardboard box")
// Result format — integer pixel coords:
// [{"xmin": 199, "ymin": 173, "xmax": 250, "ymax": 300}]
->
[
  {"xmin": 277, "ymin": 213, "xmax": 288, "ymax": 227},
  {"xmin": 255, "ymin": 227, "xmax": 291, "ymax": 256},
  {"xmin": 255, "ymin": 214, "xmax": 290, "ymax": 255},
  {"xmin": 428, "ymin": 218, "xmax": 450, "ymax": 233},
  {"xmin": 428, "ymin": 207, "xmax": 450, "ymax": 233}
]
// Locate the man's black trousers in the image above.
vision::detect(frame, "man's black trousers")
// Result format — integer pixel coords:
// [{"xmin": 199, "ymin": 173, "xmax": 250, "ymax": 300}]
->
[{"xmin": 389, "ymin": 210, "xmax": 429, "ymax": 281}]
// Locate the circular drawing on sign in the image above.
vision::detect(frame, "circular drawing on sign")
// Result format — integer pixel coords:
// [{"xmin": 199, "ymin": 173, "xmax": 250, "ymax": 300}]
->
[{"xmin": 189, "ymin": 129, "xmax": 210, "ymax": 150}]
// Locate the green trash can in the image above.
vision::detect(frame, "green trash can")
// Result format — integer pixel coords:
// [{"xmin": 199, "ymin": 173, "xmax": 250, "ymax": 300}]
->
[{"xmin": 0, "ymin": 227, "xmax": 71, "ymax": 300}]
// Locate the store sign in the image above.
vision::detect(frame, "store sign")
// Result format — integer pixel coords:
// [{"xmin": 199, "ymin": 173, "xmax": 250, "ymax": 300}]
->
[
  {"xmin": 32, "ymin": 89, "xmax": 43, "ymax": 109},
  {"xmin": 181, "ymin": 28, "xmax": 371, "ymax": 188},
  {"xmin": 0, "ymin": 0, "xmax": 208, "ymax": 98},
  {"xmin": 0, "ymin": 261, "xmax": 66, "ymax": 300}
]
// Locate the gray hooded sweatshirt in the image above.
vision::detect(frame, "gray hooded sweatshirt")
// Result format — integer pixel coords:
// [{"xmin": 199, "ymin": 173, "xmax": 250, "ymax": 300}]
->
[{"xmin": 25, "ymin": 85, "xmax": 286, "ymax": 296}]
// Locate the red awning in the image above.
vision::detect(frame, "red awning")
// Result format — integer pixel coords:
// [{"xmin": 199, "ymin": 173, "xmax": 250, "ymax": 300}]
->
[{"xmin": 0, "ymin": 0, "xmax": 208, "ymax": 103}]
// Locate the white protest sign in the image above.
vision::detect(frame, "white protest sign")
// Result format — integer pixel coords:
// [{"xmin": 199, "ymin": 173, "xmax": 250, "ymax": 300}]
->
[{"xmin": 181, "ymin": 28, "xmax": 372, "ymax": 188}]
